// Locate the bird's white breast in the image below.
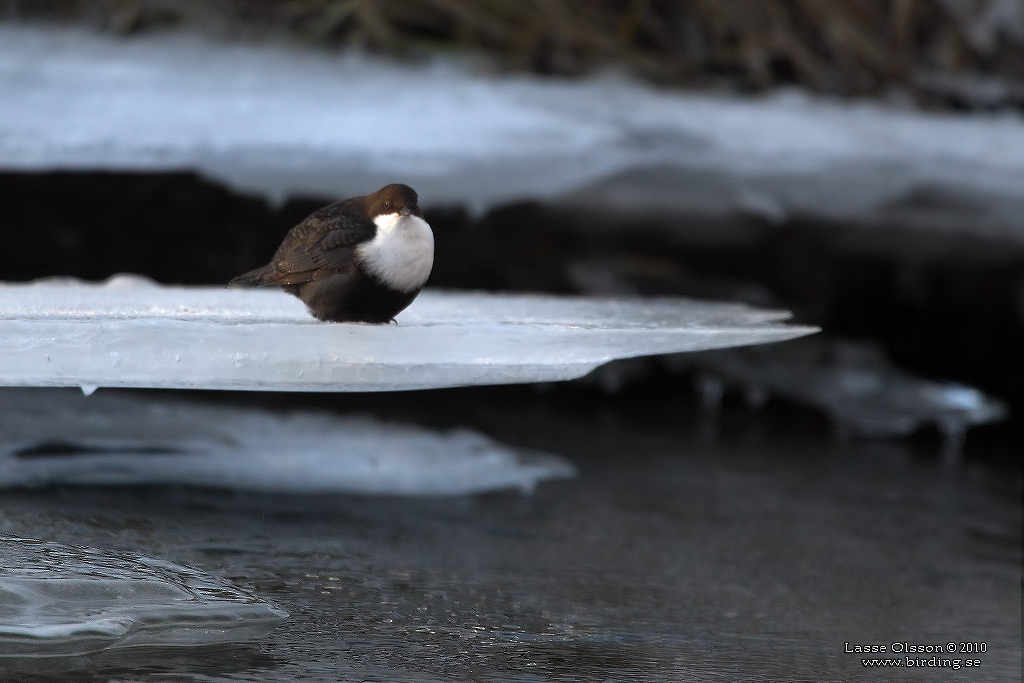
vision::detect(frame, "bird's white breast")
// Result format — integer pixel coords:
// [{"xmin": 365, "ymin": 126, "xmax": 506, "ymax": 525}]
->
[{"xmin": 357, "ymin": 213, "xmax": 434, "ymax": 293}]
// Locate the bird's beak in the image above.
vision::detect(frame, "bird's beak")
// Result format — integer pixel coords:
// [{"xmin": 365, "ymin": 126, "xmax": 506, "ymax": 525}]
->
[{"xmin": 399, "ymin": 207, "xmax": 412, "ymax": 217}]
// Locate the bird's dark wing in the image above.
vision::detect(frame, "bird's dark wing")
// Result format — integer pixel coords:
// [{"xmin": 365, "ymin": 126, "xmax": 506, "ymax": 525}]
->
[{"xmin": 258, "ymin": 203, "xmax": 376, "ymax": 286}]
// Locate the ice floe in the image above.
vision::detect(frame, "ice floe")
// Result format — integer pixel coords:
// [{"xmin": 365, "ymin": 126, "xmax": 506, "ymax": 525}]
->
[
  {"xmin": 675, "ymin": 337, "xmax": 1008, "ymax": 442},
  {"xmin": 0, "ymin": 276, "xmax": 816, "ymax": 393},
  {"xmin": 0, "ymin": 387, "xmax": 575, "ymax": 495},
  {"xmin": 0, "ymin": 537, "xmax": 286, "ymax": 657}
]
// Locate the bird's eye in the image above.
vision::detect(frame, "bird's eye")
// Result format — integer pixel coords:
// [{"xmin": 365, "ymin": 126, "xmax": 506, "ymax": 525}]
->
[{"xmin": 384, "ymin": 201, "xmax": 391, "ymax": 209}]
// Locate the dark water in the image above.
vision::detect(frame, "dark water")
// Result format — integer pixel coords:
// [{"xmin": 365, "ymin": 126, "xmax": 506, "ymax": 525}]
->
[{"xmin": 0, "ymin": 389, "xmax": 1019, "ymax": 682}]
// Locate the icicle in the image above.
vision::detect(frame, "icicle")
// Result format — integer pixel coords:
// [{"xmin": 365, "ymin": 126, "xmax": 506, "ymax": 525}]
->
[
  {"xmin": 695, "ymin": 373, "xmax": 725, "ymax": 412},
  {"xmin": 743, "ymin": 385, "xmax": 768, "ymax": 410},
  {"xmin": 937, "ymin": 416, "xmax": 967, "ymax": 469}
]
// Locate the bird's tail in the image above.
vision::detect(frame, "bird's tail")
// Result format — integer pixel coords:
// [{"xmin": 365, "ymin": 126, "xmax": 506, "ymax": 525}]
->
[{"xmin": 228, "ymin": 265, "xmax": 272, "ymax": 288}]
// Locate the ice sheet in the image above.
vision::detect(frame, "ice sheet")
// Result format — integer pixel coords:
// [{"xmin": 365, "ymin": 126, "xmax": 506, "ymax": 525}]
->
[
  {"xmin": 0, "ymin": 277, "xmax": 816, "ymax": 392},
  {"xmin": 0, "ymin": 537, "xmax": 287, "ymax": 657},
  {"xmin": 1, "ymin": 26, "xmax": 1022, "ymax": 244},
  {"xmin": 0, "ymin": 388, "xmax": 576, "ymax": 495},
  {"xmin": 673, "ymin": 337, "xmax": 1008, "ymax": 441}
]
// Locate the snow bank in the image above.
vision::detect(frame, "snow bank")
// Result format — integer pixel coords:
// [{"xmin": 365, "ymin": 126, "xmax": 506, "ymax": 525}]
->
[{"xmin": 1, "ymin": 26, "xmax": 1022, "ymax": 247}]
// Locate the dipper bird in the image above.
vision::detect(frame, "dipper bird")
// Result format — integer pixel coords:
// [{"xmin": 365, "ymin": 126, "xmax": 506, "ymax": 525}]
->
[{"xmin": 230, "ymin": 184, "xmax": 433, "ymax": 323}]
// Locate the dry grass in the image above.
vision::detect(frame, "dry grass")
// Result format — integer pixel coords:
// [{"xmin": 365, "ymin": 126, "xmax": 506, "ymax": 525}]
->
[{"xmin": 6, "ymin": 0, "xmax": 1023, "ymax": 104}]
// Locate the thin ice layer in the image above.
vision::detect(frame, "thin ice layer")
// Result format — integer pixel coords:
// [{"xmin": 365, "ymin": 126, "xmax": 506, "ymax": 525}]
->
[
  {"xmin": 0, "ymin": 277, "xmax": 816, "ymax": 392},
  {"xmin": 0, "ymin": 537, "xmax": 287, "ymax": 657},
  {"xmin": 0, "ymin": 388, "xmax": 576, "ymax": 495}
]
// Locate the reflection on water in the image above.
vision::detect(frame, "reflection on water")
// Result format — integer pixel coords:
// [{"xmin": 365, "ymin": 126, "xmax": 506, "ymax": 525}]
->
[{"xmin": 0, "ymin": 391, "xmax": 1019, "ymax": 682}]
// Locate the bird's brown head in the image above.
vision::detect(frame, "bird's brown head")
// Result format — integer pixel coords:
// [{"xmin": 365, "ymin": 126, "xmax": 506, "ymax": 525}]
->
[{"xmin": 367, "ymin": 183, "xmax": 421, "ymax": 218}]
